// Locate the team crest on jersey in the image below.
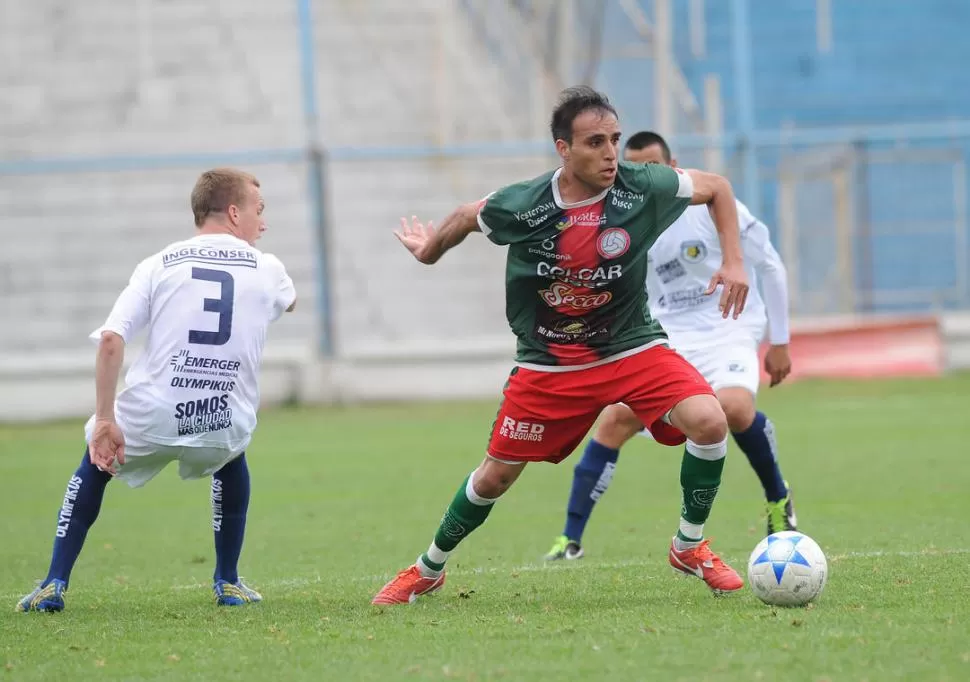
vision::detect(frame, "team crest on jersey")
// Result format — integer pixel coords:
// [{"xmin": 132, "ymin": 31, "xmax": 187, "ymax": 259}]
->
[
  {"xmin": 681, "ymin": 240, "xmax": 707, "ymax": 263},
  {"xmin": 597, "ymin": 228, "xmax": 630, "ymax": 259}
]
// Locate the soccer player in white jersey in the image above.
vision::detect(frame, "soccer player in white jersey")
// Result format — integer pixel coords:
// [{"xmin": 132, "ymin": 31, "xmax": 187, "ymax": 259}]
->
[
  {"xmin": 16, "ymin": 169, "xmax": 296, "ymax": 612},
  {"xmin": 545, "ymin": 131, "xmax": 797, "ymax": 561}
]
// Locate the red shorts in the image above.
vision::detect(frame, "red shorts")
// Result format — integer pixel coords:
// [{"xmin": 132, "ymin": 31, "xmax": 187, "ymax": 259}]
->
[{"xmin": 486, "ymin": 344, "xmax": 714, "ymax": 464}]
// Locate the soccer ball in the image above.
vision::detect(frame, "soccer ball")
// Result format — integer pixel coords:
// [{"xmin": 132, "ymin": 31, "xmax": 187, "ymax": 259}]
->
[{"xmin": 747, "ymin": 531, "xmax": 828, "ymax": 607}]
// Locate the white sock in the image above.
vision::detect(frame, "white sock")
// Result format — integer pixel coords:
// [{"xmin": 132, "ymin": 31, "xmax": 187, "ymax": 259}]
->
[
  {"xmin": 416, "ymin": 543, "xmax": 449, "ymax": 578},
  {"xmin": 674, "ymin": 519, "xmax": 705, "ymax": 550},
  {"xmin": 465, "ymin": 471, "xmax": 497, "ymax": 506},
  {"xmin": 686, "ymin": 438, "xmax": 728, "ymax": 460}
]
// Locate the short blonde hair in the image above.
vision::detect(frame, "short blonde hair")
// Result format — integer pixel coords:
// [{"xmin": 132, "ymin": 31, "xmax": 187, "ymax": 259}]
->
[{"xmin": 190, "ymin": 168, "xmax": 260, "ymax": 227}]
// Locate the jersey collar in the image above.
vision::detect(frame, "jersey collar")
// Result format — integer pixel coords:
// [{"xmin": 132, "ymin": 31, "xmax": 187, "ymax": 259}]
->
[
  {"xmin": 191, "ymin": 233, "xmax": 251, "ymax": 248},
  {"xmin": 550, "ymin": 168, "xmax": 612, "ymax": 209}
]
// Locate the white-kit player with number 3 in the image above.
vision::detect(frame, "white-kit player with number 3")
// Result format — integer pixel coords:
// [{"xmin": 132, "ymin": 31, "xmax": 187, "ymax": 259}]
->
[{"xmin": 17, "ymin": 169, "xmax": 296, "ymax": 613}]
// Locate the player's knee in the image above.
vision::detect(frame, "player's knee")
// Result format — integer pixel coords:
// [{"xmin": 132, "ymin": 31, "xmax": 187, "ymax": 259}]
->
[
  {"xmin": 718, "ymin": 391, "xmax": 756, "ymax": 432},
  {"xmin": 680, "ymin": 397, "xmax": 728, "ymax": 445},
  {"xmin": 594, "ymin": 404, "xmax": 642, "ymax": 448},
  {"xmin": 474, "ymin": 459, "xmax": 524, "ymax": 498}
]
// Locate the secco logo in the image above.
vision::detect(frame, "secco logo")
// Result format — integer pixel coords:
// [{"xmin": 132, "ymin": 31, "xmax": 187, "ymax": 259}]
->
[
  {"xmin": 539, "ymin": 283, "xmax": 613, "ymax": 310},
  {"xmin": 498, "ymin": 417, "xmax": 545, "ymax": 442},
  {"xmin": 597, "ymin": 228, "xmax": 630, "ymax": 259}
]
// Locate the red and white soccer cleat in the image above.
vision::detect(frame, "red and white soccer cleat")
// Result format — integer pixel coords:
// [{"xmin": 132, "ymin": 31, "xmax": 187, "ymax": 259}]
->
[
  {"xmin": 371, "ymin": 565, "xmax": 446, "ymax": 605},
  {"xmin": 668, "ymin": 538, "xmax": 744, "ymax": 594}
]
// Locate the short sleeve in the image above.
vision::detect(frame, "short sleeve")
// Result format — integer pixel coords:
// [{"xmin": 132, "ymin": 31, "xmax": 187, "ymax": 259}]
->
[
  {"xmin": 623, "ymin": 162, "xmax": 694, "ymax": 198},
  {"xmin": 262, "ymin": 253, "xmax": 297, "ymax": 321},
  {"xmin": 476, "ymin": 189, "xmax": 514, "ymax": 246},
  {"xmin": 89, "ymin": 257, "xmax": 154, "ymax": 344},
  {"xmin": 622, "ymin": 163, "xmax": 694, "ymax": 235}
]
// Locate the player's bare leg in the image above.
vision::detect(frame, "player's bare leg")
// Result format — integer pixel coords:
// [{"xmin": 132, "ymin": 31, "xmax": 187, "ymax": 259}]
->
[
  {"xmin": 718, "ymin": 387, "xmax": 796, "ymax": 535},
  {"xmin": 372, "ymin": 457, "xmax": 527, "ymax": 605},
  {"xmin": 717, "ymin": 388, "xmax": 756, "ymax": 431},
  {"xmin": 593, "ymin": 406, "xmax": 644, "ymax": 449},
  {"xmin": 665, "ymin": 394, "xmax": 743, "ymax": 594},
  {"xmin": 546, "ymin": 405, "xmax": 641, "ymax": 561}
]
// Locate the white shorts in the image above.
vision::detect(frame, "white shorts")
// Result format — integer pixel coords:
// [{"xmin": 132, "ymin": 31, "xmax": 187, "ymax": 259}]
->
[
  {"xmin": 113, "ymin": 442, "xmax": 242, "ymax": 489},
  {"xmin": 635, "ymin": 342, "xmax": 760, "ymax": 440},
  {"xmin": 84, "ymin": 417, "xmax": 244, "ymax": 489},
  {"xmin": 679, "ymin": 343, "xmax": 761, "ymax": 395}
]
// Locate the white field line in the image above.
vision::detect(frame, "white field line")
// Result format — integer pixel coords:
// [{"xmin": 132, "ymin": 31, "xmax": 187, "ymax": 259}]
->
[{"xmin": 5, "ymin": 548, "xmax": 966, "ymax": 599}]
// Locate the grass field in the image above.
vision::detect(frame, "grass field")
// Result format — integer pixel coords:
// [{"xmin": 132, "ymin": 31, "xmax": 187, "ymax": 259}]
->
[{"xmin": 2, "ymin": 375, "xmax": 970, "ymax": 681}]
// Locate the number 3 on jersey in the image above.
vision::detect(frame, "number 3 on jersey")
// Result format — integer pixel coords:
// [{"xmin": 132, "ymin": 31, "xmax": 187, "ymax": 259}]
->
[{"xmin": 188, "ymin": 267, "xmax": 234, "ymax": 346}]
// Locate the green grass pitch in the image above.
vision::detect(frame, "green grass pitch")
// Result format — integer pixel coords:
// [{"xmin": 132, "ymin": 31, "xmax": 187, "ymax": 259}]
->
[{"xmin": 2, "ymin": 375, "xmax": 969, "ymax": 681}]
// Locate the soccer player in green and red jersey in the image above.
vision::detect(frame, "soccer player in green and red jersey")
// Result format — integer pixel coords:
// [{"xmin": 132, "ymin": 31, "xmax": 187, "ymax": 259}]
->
[{"xmin": 372, "ymin": 87, "xmax": 750, "ymax": 605}]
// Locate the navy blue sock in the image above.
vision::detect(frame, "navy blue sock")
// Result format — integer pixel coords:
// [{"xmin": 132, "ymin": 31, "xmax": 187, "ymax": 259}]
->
[
  {"xmin": 44, "ymin": 449, "xmax": 112, "ymax": 588},
  {"xmin": 563, "ymin": 440, "xmax": 619, "ymax": 543},
  {"xmin": 731, "ymin": 412, "xmax": 787, "ymax": 502},
  {"xmin": 212, "ymin": 453, "xmax": 250, "ymax": 584}
]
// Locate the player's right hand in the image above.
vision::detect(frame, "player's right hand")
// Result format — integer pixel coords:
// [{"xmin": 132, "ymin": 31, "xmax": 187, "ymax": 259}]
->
[
  {"xmin": 706, "ymin": 261, "xmax": 749, "ymax": 319},
  {"xmin": 90, "ymin": 419, "xmax": 126, "ymax": 475},
  {"xmin": 394, "ymin": 215, "xmax": 437, "ymax": 264}
]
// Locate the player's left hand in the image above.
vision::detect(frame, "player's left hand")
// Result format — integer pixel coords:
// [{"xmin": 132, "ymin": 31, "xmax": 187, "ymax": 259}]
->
[
  {"xmin": 394, "ymin": 215, "xmax": 438, "ymax": 264},
  {"xmin": 764, "ymin": 344, "xmax": 792, "ymax": 387},
  {"xmin": 90, "ymin": 419, "xmax": 126, "ymax": 475},
  {"xmin": 706, "ymin": 261, "xmax": 749, "ymax": 319}
]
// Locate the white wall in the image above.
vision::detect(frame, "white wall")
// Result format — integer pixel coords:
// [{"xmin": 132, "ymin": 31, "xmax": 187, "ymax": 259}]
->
[{"xmin": 0, "ymin": 1, "xmax": 561, "ymax": 421}]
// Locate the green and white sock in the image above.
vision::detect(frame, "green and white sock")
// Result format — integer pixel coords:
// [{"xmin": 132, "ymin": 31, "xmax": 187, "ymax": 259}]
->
[
  {"xmin": 674, "ymin": 439, "xmax": 727, "ymax": 551},
  {"xmin": 417, "ymin": 472, "xmax": 496, "ymax": 577}
]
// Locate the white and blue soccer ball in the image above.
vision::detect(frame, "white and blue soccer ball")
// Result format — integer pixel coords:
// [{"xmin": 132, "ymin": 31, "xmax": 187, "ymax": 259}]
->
[{"xmin": 747, "ymin": 531, "xmax": 828, "ymax": 607}]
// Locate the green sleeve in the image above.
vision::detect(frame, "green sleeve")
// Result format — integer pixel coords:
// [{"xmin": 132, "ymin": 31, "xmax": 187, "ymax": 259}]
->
[
  {"xmin": 476, "ymin": 187, "xmax": 516, "ymax": 246},
  {"xmin": 657, "ymin": 165, "xmax": 693, "ymax": 231},
  {"xmin": 624, "ymin": 162, "xmax": 694, "ymax": 234},
  {"xmin": 475, "ymin": 172, "xmax": 555, "ymax": 246}
]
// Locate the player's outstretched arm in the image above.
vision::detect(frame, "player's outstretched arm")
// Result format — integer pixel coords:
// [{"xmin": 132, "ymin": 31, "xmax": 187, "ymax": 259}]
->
[
  {"xmin": 393, "ymin": 202, "xmax": 481, "ymax": 265},
  {"xmin": 91, "ymin": 332, "xmax": 127, "ymax": 475},
  {"xmin": 686, "ymin": 170, "xmax": 749, "ymax": 318}
]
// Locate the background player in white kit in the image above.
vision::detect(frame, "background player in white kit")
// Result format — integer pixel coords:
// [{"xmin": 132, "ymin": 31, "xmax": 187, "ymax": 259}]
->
[
  {"xmin": 17, "ymin": 169, "xmax": 296, "ymax": 612},
  {"xmin": 545, "ymin": 131, "xmax": 797, "ymax": 561}
]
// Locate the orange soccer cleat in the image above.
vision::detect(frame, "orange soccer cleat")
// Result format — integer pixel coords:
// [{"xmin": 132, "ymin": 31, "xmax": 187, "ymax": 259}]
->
[
  {"xmin": 371, "ymin": 565, "xmax": 446, "ymax": 605},
  {"xmin": 668, "ymin": 539, "xmax": 744, "ymax": 594}
]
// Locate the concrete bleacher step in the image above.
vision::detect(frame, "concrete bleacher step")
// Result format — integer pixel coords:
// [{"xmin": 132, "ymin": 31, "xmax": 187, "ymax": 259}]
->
[{"xmin": 0, "ymin": 0, "xmax": 561, "ymax": 357}]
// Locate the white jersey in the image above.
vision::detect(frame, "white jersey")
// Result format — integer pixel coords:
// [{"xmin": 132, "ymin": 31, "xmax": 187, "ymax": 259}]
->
[
  {"xmin": 647, "ymin": 200, "xmax": 789, "ymax": 351},
  {"xmin": 87, "ymin": 233, "xmax": 296, "ymax": 453}
]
